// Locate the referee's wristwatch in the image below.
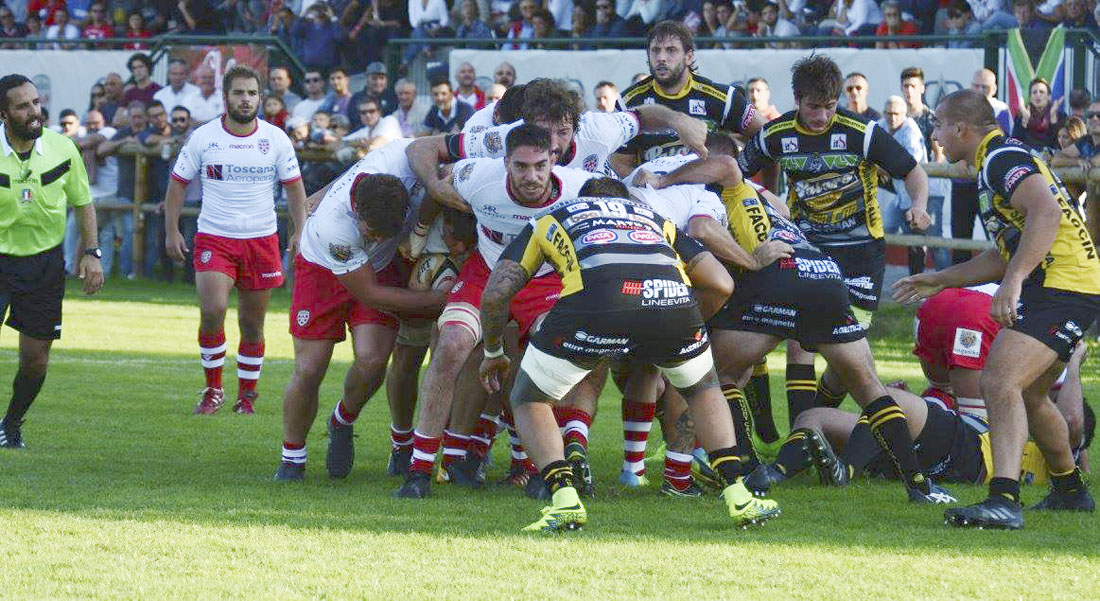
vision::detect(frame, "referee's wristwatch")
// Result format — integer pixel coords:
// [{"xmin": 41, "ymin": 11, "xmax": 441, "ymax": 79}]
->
[{"xmin": 84, "ymin": 247, "xmax": 103, "ymax": 259}]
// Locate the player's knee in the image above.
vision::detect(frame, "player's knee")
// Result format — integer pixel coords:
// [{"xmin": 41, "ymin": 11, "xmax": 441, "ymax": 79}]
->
[
  {"xmin": 19, "ymin": 351, "xmax": 49, "ymax": 377},
  {"xmin": 980, "ymin": 371, "xmax": 1017, "ymax": 403},
  {"xmin": 433, "ymin": 326, "xmax": 476, "ymax": 368},
  {"xmin": 292, "ymin": 356, "xmax": 329, "ymax": 390},
  {"xmin": 352, "ymin": 352, "xmax": 388, "ymax": 377}
]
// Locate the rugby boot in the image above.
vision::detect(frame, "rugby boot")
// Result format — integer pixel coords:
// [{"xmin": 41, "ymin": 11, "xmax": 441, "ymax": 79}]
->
[
  {"xmin": 0, "ymin": 418, "xmax": 25, "ymax": 449},
  {"xmin": 446, "ymin": 454, "xmax": 486, "ymax": 489},
  {"xmin": 274, "ymin": 462, "xmax": 305, "ymax": 482},
  {"xmin": 945, "ymin": 496, "xmax": 1024, "ymax": 529},
  {"xmin": 565, "ymin": 441, "xmax": 594, "ymax": 498},
  {"xmin": 395, "ymin": 472, "xmax": 432, "ymax": 498},
  {"xmin": 232, "ymin": 390, "xmax": 257, "ymax": 414},
  {"xmin": 386, "ymin": 447, "xmax": 412, "ymax": 476},
  {"xmin": 660, "ymin": 480, "xmax": 705, "ymax": 498},
  {"xmin": 193, "ymin": 387, "xmax": 225, "ymax": 415},
  {"xmin": 1030, "ymin": 488, "xmax": 1096, "ymax": 512},
  {"xmin": 805, "ymin": 429, "xmax": 850, "ymax": 487},
  {"xmin": 499, "ymin": 461, "xmax": 533, "ymax": 488},
  {"xmin": 721, "ymin": 478, "xmax": 781, "ymax": 528},
  {"xmin": 618, "ymin": 469, "xmax": 650, "ymax": 488},
  {"xmin": 525, "ymin": 472, "xmax": 551, "ymax": 500},
  {"xmin": 326, "ymin": 420, "xmax": 355, "ymax": 479},
  {"xmin": 744, "ymin": 463, "xmax": 786, "ymax": 495},
  {"xmin": 522, "ymin": 487, "xmax": 587, "ymax": 533},
  {"xmin": 908, "ymin": 482, "xmax": 958, "ymax": 504}
]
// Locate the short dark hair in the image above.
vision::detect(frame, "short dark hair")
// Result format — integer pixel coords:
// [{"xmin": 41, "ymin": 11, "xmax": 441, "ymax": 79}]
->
[
  {"xmin": 705, "ymin": 132, "xmax": 739, "ymax": 158},
  {"xmin": 519, "ymin": 78, "xmax": 582, "ymax": 132},
  {"xmin": 128, "ymin": 52, "xmax": 153, "ymax": 72},
  {"xmin": 59, "ymin": 108, "xmax": 78, "ymax": 120},
  {"xmin": 327, "ymin": 67, "xmax": 348, "ymax": 78},
  {"xmin": 646, "ymin": 20, "xmax": 694, "ymax": 54},
  {"xmin": 1029, "ymin": 77, "xmax": 1051, "ymax": 94},
  {"xmin": 430, "ymin": 76, "xmax": 452, "ymax": 91},
  {"xmin": 595, "ymin": 80, "xmax": 617, "ymax": 91},
  {"xmin": 936, "ymin": 89, "xmax": 997, "ymax": 130},
  {"xmin": 223, "ymin": 65, "xmax": 261, "ymax": 94},
  {"xmin": 900, "ymin": 67, "xmax": 925, "ymax": 83},
  {"xmin": 506, "ymin": 123, "xmax": 552, "ymax": 156},
  {"xmin": 494, "ymin": 83, "xmax": 527, "ymax": 124},
  {"xmin": 443, "ymin": 207, "xmax": 477, "ymax": 246},
  {"xmin": 845, "ymin": 72, "xmax": 869, "ymax": 82},
  {"xmin": 791, "ymin": 55, "xmax": 842, "ymax": 103},
  {"xmin": 1069, "ymin": 87, "xmax": 1092, "ymax": 110},
  {"xmin": 171, "ymin": 105, "xmax": 191, "ymax": 117},
  {"xmin": 579, "ymin": 177, "xmax": 630, "ymax": 199},
  {"xmin": 352, "ymin": 173, "xmax": 410, "ymax": 238},
  {"xmin": 747, "ymin": 77, "xmax": 769, "ymax": 88},
  {"xmin": 147, "ymin": 100, "xmax": 165, "ymax": 112},
  {"xmin": 0, "ymin": 74, "xmax": 32, "ymax": 112}
]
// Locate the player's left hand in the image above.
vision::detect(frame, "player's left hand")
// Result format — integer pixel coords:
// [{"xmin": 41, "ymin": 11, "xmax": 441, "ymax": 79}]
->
[
  {"xmin": 891, "ymin": 272, "xmax": 943, "ymax": 304},
  {"xmin": 79, "ymin": 255, "xmax": 104, "ymax": 295},
  {"xmin": 479, "ymin": 355, "xmax": 511, "ymax": 394},
  {"xmin": 990, "ymin": 276, "xmax": 1021, "ymax": 327},
  {"xmin": 287, "ymin": 231, "xmax": 301, "ymax": 259},
  {"xmin": 676, "ymin": 116, "xmax": 709, "ymax": 160},
  {"xmin": 905, "ymin": 206, "xmax": 931, "ymax": 231}
]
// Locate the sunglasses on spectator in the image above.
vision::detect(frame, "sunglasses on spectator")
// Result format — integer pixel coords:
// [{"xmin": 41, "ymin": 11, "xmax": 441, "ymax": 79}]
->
[
  {"xmin": 172, "ymin": 117, "xmax": 188, "ymax": 123},
  {"xmin": 1087, "ymin": 111, "xmax": 1100, "ymax": 120}
]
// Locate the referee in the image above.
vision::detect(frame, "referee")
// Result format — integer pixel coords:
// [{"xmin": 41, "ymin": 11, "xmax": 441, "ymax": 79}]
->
[{"xmin": 0, "ymin": 74, "xmax": 103, "ymax": 449}]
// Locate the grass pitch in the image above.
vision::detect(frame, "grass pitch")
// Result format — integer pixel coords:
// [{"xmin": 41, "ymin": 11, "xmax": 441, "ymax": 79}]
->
[{"xmin": 0, "ymin": 279, "xmax": 1097, "ymax": 600}]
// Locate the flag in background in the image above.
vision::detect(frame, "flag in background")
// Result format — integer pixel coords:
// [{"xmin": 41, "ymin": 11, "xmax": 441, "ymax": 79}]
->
[{"xmin": 1004, "ymin": 26, "xmax": 1067, "ymax": 122}]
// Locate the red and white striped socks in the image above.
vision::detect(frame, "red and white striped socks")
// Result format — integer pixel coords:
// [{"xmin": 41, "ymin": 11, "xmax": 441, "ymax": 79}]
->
[
  {"xmin": 663, "ymin": 450, "xmax": 694, "ymax": 491},
  {"xmin": 469, "ymin": 412, "xmax": 500, "ymax": 459},
  {"xmin": 622, "ymin": 399, "xmax": 656, "ymax": 476},
  {"xmin": 409, "ymin": 431, "xmax": 441, "ymax": 476},
  {"xmin": 557, "ymin": 407, "xmax": 592, "ymax": 448},
  {"xmin": 237, "ymin": 340, "xmax": 264, "ymax": 397},
  {"xmin": 281, "ymin": 441, "xmax": 306, "ymax": 467},
  {"xmin": 331, "ymin": 399, "xmax": 359, "ymax": 427},
  {"xmin": 501, "ymin": 410, "xmax": 536, "ymax": 474},
  {"xmin": 199, "ymin": 331, "xmax": 226, "ymax": 390},
  {"xmin": 441, "ymin": 429, "xmax": 472, "ymax": 468},
  {"xmin": 390, "ymin": 425, "xmax": 413, "ymax": 452}
]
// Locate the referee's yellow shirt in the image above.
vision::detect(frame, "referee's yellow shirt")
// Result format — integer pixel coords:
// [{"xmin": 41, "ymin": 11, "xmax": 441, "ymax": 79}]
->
[{"xmin": 0, "ymin": 124, "xmax": 91, "ymax": 256}]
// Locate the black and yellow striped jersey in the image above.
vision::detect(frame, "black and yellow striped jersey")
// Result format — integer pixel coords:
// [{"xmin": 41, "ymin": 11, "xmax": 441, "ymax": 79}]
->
[
  {"xmin": 618, "ymin": 73, "xmax": 755, "ymax": 162},
  {"xmin": 500, "ymin": 196, "xmax": 706, "ymax": 313},
  {"xmin": 738, "ymin": 108, "xmax": 917, "ymax": 246},
  {"xmin": 974, "ymin": 130, "xmax": 1100, "ymax": 294},
  {"xmin": 719, "ymin": 180, "xmax": 818, "ymax": 260}
]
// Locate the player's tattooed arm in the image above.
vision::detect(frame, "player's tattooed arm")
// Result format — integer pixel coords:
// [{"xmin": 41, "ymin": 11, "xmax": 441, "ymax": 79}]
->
[
  {"xmin": 406, "ymin": 136, "xmax": 468, "ymax": 210},
  {"xmin": 480, "ymin": 260, "xmax": 531, "ymax": 354}
]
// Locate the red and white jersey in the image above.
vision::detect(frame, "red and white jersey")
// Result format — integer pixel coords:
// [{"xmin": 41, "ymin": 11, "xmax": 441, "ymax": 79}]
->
[
  {"xmin": 626, "ymin": 154, "xmax": 727, "ymax": 229},
  {"xmin": 462, "ymin": 101, "xmax": 496, "ymax": 133},
  {"xmin": 171, "ymin": 117, "xmax": 301, "ymax": 239},
  {"xmin": 453, "ymin": 110, "xmax": 641, "ymax": 176},
  {"xmin": 452, "ymin": 157, "xmax": 599, "ymax": 274},
  {"xmin": 300, "ymin": 139, "xmax": 438, "ymax": 275}
]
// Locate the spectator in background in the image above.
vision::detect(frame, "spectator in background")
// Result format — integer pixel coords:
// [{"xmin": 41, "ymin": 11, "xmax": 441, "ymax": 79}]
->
[
  {"xmin": 1068, "ymin": 87, "xmax": 1091, "ymax": 120},
  {"xmin": 141, "ymin": 100, "xmax": 177, "ymax": 280},
  {"xmin": 349, "ymin": 62, "xmax": 398, "ymax": 121},
  {"xmin": 101, "ymin": 72, "xmax": 125, "ymax": 123},
  {"xmin": 0, "ymin": 6, "xmax": 25, "ymax": 44},
  {"xmin": 319, "ymin": 67, "xmax": 353, "ymax": 117},
  {"xmin": 267, "ymin": 66, "xmax": 301, "ymax": 113},
  {"xmin": 971, "ymin": 67, "xmax": 1012, "ymax": 133},
  {"xmin": 593, "ymin": 81, "xmax": 619, "ymax": 113},
  {"xmin": 393, "ymin": 78, "xmax": 428, "ymax": 137},
  {"xmin": 547, "ymin": 0, "xmax": 576, "ymax": 35},
  {"xmin": 424, "ymin": 76, "xmax": 473, "ymax": 133},
  {"xmin": 529, "ymin": 7, "xmax": 558, "ymax": 46},
  {"xmin": 494, "ymin": 61, "xmax": 517, "ymax": 87},
  {"xmin": 166, "ymin": 106, "xmax": 199, "ymax": 283},
  {"xmin": 344, "ymin": 97, "xmax": 402, "ymax": 153},
  {"xmin": 1053, "ymin": 102, "xmax": 1100, "ymax": 167},
  {"xmin": 263, "ymin": 95, "xmax": 289, "ymax": 129},
  {"xmin": 308, "ymin": 110, "xmax": 338, "ymax": 147},
  {"xmin": 44, "ymin": 8, "xmax": 80, "ymax": 48},
  {"xmin": 268, "ymin": 5, "xmax": 298, "ymax": 52},
  {"xmin": 122, "ymin": 53, "xmax": 162, "ymax": 107},
  {"xmin": 189, "ymin": 65, "xmax": 224, "ymax": 123},
  {"xmin": 122, "ymin": 11, "xmax": 152, "ymax": 49},
  {"xmin": 622, "ymin": 0, "xmax": 665, "ymax": 33},
  {"xmin": 23, "ymin": 13, "xmax": 45, "ymax": 48},
  {"xmin": 88, "ymin": 82, "xmax": 106, "ymax": 112},
  {"xmin": 875, "ymin": 0, "xmax": 920, "ymax": 47},
  {"xmin": 900, "ymin": 67, "xmax": 934, "ymax": 154},
  {"xmin": 819, "ymin": 0, "xmax": 882, "ymax": 36},
  {"xmin": 57, "ymin": 109, "xmax": 84, "ymax": 138},
  {"xmin": 348, "ymin": 0, "xmax": 405, "ymax": 67},
  {"xmin": 1061, "ymin": 0, "xmax": 1098, "ymax": 28},
  {"xmin": 590, "ymin": 0, "xmax": 630, "ymax": 37},
  {"xmin": 757, "ymin": 1, "xmax": 799, "ymax": 47},
  {"xmin": 95, "ymin": 100, "xmax": 152, "ymax": 278},
  {"xmin": 1013, "ymin": 77, "xmax": 1064, "ymax": 153},
  {"xmin": 504, "ymin": 0, "xmax": 536, "ymax": 49},
  {"xmin": 153, "ymin": 59, "xmax": 200, "ymax": 116},
  {"xmin": 570, "ymin": 2, "xmax": 596, "ymax": 48},
  {"xmin": 177, "ymin": 0, "xmax": 227, "ymax": 33},
  {"xmin": 292, "ymin": 2, "xmax": 343, "ymax": 72},
  {"xmin": 286, "ymin": 115, "xmax": 311, "ymax": 150},
  {"xmin": 404, "ymin": 0, "xmax": 452, "ymax": 63},
  {"xmin": 456, "ymin": 0, "xmax": 495, "ymax": 39},
  {"xmin": 664, "ymin": 0, "xmax": 703, "ymax": 30},
  {"xmin": 486, "ymin": 82, "xmax": 507, "ymax": 102},
  {"xmin": 843, "ymin": 72, "xmax": 880, "ymax": 120},
  {"xmin": 292, "ymin": 68, "xmax": 327, "ymax": 121},
  {"xmin": 82, "ymin": 2, "xmax": 114, "ymax": 39},
  {"xmin": 945, "ymin": 0, "xmax": 981, "ymax": 47},
  {"xmin": 28, "ymin": 0, "xmax": 67, "ymax": 25},
  {"xmin": 1013, "ymin": 0, "xmax": 1053, "ymax": 34},
  {"xmin": 746, "ymin": 77, "xmax": 781, "ymax": 121},
  {"xmin": 454, "ymin": 62, "xmax": 486, "ymax": 110},
  {"xmin": 65, "ymin": 109, "xmax": 115, "ymax": 275}
]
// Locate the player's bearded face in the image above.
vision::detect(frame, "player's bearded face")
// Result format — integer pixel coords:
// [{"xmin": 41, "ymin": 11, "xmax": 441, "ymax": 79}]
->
[
  {"xmin": 2, "ymin": 83, "xmax": 43, "ymax": 141},
  {"xmin": 507, "ymin": 146, "xmax": 553, "ymax": 204},
  {"xmin": 226, "ymin": 80, "xmax": 261, "ymax": 124},
  {"xmin": 647, "ymin": 37, "xmax": 690, "ymax": 88}
]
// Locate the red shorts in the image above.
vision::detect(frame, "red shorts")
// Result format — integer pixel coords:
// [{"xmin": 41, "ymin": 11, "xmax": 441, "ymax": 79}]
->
[
  {"xmin": 289, "ymin": 253, "xmax": 401, "ymax": 340},
  {"xmin": 914, "ymin": 288, "xmax": 1000, "ymax": 371},
  {"xmin": 193, "ymin": 232, "xmax": 284, "ymax": 290},
  {"xmin": 446, "ymin": 251, "xmax": 561, "ymax": 340}
]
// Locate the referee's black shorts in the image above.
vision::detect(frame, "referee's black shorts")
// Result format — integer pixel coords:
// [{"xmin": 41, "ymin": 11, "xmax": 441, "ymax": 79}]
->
[{"xmin": 0, "ymin": 245, "xmax": 65, "ymax": 340}]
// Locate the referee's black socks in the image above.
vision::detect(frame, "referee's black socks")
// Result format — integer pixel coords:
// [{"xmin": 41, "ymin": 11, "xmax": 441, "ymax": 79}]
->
[
  {"xmin": 863, "ymin": 395, "xmax": 929, "ymax": 494},
  {"xmin": 4, "ymin": 369, "xmax": 45, "ymax": 425}
]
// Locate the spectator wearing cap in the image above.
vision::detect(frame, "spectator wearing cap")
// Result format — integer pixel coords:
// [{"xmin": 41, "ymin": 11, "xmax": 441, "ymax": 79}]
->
[
  {"xmin": 945, "ymin": 0, "xmax": 982, "ymax": 46},
  {"xmin": 843, "ymin": 73, "xmax": 880, "ymax": 121},
  {"xmin": 424, "ymin": 77, "xmax": 474, "ymax": 134},
  {"xmin": 456, "ymin": 0, "xmax": 495, "ymax": 39},
  {"xmin": 122, "ymin": 53, "xmax": 162, "ymax": 106},
  {"xmin": 292, "ymin": 2, "xmax": 344, "ymax": 72},
  {"xmin": 346, "ymin": 62, "xmax": 398, "ymax": 124},
  {"xmin": 494, "ymin": 62, "xmax": 517, "ymax": 88},
  {"xmin": 757, "ymin": 1, "xmax": 799, "ymax": 47},
  {"xmin": 875, "ymin": 0, "xmax": 921, "ymax": 47},
  {"xmin": 82, "ymin": 2, "xmax": 114, "ymax": 39},
  {"xmin": 454, "ymin": 62, "xmax": 486, "ymax": 110},
  {"xmin": 345, "ymin": 97, "xmax": 402, "ymax": 153},
  {"xmin": 404, "ymin": 0, "xmax": 452, "ymax": 63},
  {"xmin": 266, "ymin": 66, "xmax": 301, "ymax": 113},
  {"xmin": 393, "ymin": 78, "xmax": 429, "ymax": 137},
  {"xmin": 590, "ymin": 0, "xmax": 629, "ymax": 37},
  {"xmin": 153, "ymin": 59, "xmax": 200, "ymax": 117},
  {"xmin": 292, "ymin": 68, "xmax": 328, "ymax": 121}
]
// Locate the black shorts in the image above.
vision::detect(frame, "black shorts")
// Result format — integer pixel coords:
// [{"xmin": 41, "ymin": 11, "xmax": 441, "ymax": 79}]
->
[
  {"xmin": 0, "ymin": 245, "xmax": 65, "ymax": 340},
  {"xmin": 709, "ymin": 249, "xmax": 865, "ymax": 350},
  {"xmin": 1013, "ymin": 285, "xmax": 1100, "ymax": 362},
  {"xmin": 861, "ymin": 399, "xmax": 987, "ymax": 484},
  {"xmin": 531, "ymin": 303, "xmax": 710, "ymax": 367},
  {"xmin": 819, "ymin": 239, "xmax": 885, "ymax": 319}
]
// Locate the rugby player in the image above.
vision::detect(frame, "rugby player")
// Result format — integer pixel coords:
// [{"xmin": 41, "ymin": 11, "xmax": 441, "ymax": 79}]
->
[
  {"xmin": 893, "ymin": 89, "xmax": 1100, "ymax": 529},
  {"xmin": 735, "ymin": 55, "xmax": 931, "ymax": 428},
  {"xmin": 394, "ymin": 125, "xmax": 601, "ymax": 499},
  {"xmin": 652, "ymin": 142, "xmax": 954, "ymax": 504},
  {"xmin": 479, "ymin": 178, "xmax": 780, "ymax": 532},
  {"xmin": 275, "ymin": 140, "xmax": 448, "ymax": 481},
  {"xmin": 165, "ymin": 66, "xmax": 307, "ymax": 416}
]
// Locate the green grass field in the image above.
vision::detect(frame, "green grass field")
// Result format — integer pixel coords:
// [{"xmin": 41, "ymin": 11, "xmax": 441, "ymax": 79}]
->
[{"xmin": 1, "ymin": 279, "xmax": 1098, "ymax": 600}]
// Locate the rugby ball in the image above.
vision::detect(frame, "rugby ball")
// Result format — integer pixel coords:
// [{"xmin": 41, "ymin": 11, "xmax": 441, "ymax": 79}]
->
[{"xmin": 410, "ymin": 253, "xmax": 459, "ymax": 292}]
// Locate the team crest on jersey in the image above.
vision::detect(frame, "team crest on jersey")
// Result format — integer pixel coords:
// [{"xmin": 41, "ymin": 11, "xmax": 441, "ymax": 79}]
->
[
  {"xmin": 484, "ymin": 131, "xmax": 503, "ymax": 154},
  {"xmin": 458, "ymin": 162, "xmax": 475, "ymax": 182},
  {"xmin": 830, "ymin": 134, "xmax": 847, "ymax": 151},
  {"xmin": 200, "ymin": 249, "xmax": 212, "ymax": 264},
  {"xmin": 583, "ymin": 154, "xmax": 600, "ymax": 172},
  {"xmin": 781, "ymin": 137, "xmax": 799, "ymax": 153},
  {"xmin": 643, "ymin": 97, "xmax": 656, "ymax": 105},
  {"xmin": 296, "ymin": 310, "xmax": 310, "ymax": 327},
  {"xmin": 688, "ymin": 99, "xmax": 706, "ymax": 116},
  {"xmin": 329, "ymin": 243, "xmax": 352, "ymax": 262},
  {"xmin": 258, "ymin": 138, "xmax": 270, "ymax": 154},
  {"xmin": 19, "ymin": 188, "xmax": 32, "ymax": 203}
]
